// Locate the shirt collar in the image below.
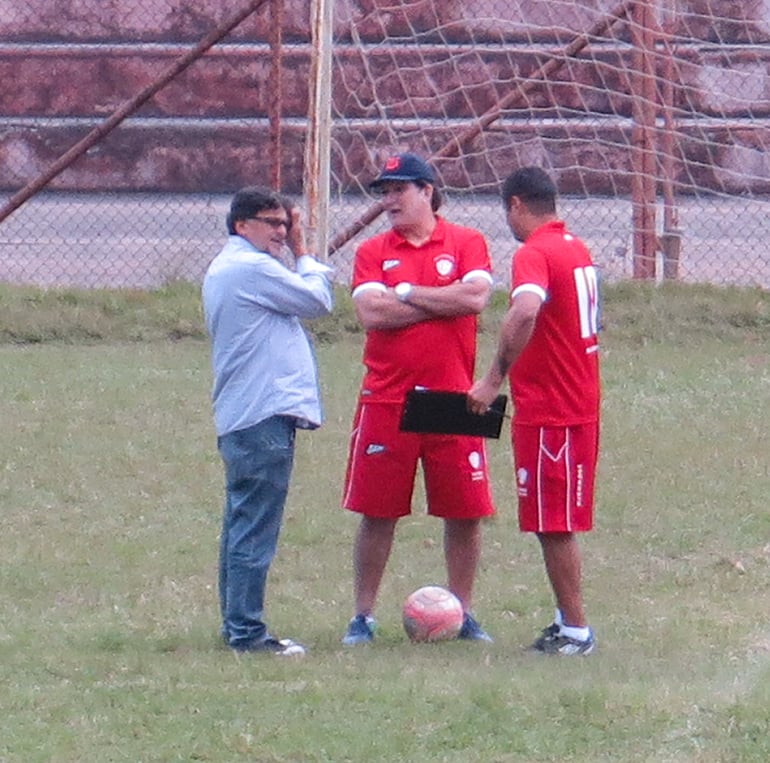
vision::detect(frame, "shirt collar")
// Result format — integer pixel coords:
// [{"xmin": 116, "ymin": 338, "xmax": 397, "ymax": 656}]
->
[
  {"xmin": 389, "ymin": 215, "xmax": 446, "ymax": 248},
  {"xmin": 529, "ymin": 220, "xmax": 566, "ymax": 239}
]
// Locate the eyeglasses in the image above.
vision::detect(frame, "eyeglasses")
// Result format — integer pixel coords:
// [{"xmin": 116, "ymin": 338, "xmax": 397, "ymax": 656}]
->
[{"xmin": 250, "ymin": 216, "xmax": 290, "ymax": 229}]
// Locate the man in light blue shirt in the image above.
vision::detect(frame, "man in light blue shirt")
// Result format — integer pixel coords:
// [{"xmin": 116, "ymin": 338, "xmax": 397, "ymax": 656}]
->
[{"xmin": 202, "ymin": 186, "xmax": 334, "ymax": 655}]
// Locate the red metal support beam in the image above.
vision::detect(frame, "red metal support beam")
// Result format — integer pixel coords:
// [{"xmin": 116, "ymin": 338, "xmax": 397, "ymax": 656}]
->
[{"xmin": 269, "ymin": 0, "xmax": 284, "ymax": 189}]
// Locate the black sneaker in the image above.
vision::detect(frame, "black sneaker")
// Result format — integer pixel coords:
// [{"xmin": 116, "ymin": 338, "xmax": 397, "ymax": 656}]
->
[
  {"xmin": 233, "ymin": 636, "xmax": 306, "ymax": 656},
  {"xmin": 457, "ymin": 613, "xmax": 493, "ymax": 643},
  {"xmin": 531, "ymin": 623, "xmax": 596, "ymax": 656},
  {"xmin": 341, "ymin": 614, "xmax": 376, "ymax": 645}
]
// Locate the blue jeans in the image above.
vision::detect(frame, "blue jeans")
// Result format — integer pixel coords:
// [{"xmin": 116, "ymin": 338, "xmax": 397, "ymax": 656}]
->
[{"xmin": 217, "ymin": 416, "xmax": 296, "ymax": 649}]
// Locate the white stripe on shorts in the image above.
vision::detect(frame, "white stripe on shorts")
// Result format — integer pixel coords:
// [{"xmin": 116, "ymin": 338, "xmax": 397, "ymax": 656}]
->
[{"xmin": 536, "ymin": 426, "xmax": 572, "ymax": 532}]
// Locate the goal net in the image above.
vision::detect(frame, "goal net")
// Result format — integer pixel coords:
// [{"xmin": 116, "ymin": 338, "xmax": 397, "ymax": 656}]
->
[{"xmin": 324, "ymin": 0, "xmax": 770, "ymax": 288}]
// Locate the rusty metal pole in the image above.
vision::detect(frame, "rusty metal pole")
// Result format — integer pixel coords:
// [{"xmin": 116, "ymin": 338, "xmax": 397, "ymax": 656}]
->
[
  {"xmin": 269, "ymin": 0, "xmax": 284, "ymax": 189},
  {"xmin": 631, "ymin": 0, "xmax": 658, "ymax": 280}
]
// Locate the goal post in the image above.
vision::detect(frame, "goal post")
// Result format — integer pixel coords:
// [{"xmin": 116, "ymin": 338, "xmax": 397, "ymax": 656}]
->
[
  {"xmin": 304, "ymin": 0, "xmax": 333, "ymax": 261},
  {"xmin": 316, "ymin": 0, "xmax": 770, "ymax": 288}
]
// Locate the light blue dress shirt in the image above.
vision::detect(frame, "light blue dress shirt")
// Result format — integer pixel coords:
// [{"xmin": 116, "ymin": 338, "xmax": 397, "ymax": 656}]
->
[{"xmin": 202, "ymin": 235, "xmax": 334, "ymax": 437}]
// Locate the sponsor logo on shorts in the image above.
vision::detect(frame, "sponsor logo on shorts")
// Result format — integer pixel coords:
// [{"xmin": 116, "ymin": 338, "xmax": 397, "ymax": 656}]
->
[
  {"xmin": 382, "ymin": 259, "xmax": 400, "ymax": 271},
  {"xmin": 468, "ymin": 450, "xmax": 485, "ymax": 481},
  {"xmin": 365, "ymin": 443, "xmax": 386, "ymax": 455},
  {"xmin": 576, "ymin": 463, "xmax": 584, "ymax": 507},
  {"xmin": 517, "ymin": 467, "xmax": 528, "ymax": 497}
]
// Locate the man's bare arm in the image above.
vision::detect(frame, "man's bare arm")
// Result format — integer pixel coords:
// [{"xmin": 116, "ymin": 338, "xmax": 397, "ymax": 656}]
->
[
  {"xmin": 404, "ymin": 277, "xmax": 492, "ymax": 317},
  {"xmin": 467, "ymin": 290, "xmax": 543, "ymax": 412},
  {"xmin": 354, "ymin": 288, "xmax": 432, "ymax": 331}
]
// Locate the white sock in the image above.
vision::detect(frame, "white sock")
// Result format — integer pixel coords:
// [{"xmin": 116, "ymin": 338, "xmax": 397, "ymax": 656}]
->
[
  {"xmin": 560, "ymin": 623, "xmax": 591, "ymax": 642},
  {"xmin": 554, "ymin": 608, "xmax": 563, "ymax": 627}
]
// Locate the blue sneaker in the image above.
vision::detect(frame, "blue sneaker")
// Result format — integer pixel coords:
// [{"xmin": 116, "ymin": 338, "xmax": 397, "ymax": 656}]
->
[
  {"xmin": 458, "ymin": 613, "xmax": 493, "ymax": 643},
  {"xmin": 531, "ymin": 623, "xmax": 596, "ymax": 656},
  {"xmin": 342, "ymin": 614, "xmax": 376, "ymax": 645}
]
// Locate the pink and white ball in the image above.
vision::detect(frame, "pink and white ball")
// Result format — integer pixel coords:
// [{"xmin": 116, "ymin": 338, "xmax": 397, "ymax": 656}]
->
[{"xmin": 402, "ymin": 585, "xmax": 464, "ymax": 642}]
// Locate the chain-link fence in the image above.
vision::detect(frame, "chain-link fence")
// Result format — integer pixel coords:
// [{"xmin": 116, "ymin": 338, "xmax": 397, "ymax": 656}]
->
[{"xmin": 1, "ymin": 0, "xmax": 769, "ymax": 290}]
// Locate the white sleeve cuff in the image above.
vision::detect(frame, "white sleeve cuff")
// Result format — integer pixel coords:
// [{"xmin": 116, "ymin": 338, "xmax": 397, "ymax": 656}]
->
[
  {"xmin": 462, "ymin": 269, "xmax": 494, "ymax": 285},
  {"xmin": 511, "ymin": 283, "xmax": 547, "ymax": 301},
  {"xmin": 296, "ymin": 255, "xmax": 334, "ymax": 277},
  {"xmin": 352, "ymin": 281, "xmax": 388, "ymax": 299}
]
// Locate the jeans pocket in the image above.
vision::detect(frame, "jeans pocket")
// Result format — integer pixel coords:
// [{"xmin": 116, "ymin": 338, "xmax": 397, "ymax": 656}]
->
[{"xmin": 220, "ymin": 416, "xmax": 296, "ymax": 484}]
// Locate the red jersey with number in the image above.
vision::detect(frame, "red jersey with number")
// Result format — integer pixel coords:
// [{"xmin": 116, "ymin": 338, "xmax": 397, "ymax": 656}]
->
[
  {"xmin": 352, "ymin": 216, "xmax": 492, "ymax": 403},
  {"xmin": 509, "ymin": 220, "xmax": 600, "ymax": 425}
]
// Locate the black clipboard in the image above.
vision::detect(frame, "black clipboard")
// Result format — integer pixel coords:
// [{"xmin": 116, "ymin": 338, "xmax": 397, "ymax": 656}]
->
[{"xmin": 399, "ymin": 389, "xmax": 508, "ymax": 439}]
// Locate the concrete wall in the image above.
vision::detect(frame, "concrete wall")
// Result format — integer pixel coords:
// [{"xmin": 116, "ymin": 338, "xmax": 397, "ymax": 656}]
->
[{"xmin": 1, "ymin": 0, "xmax": 768, "ymax": 194}]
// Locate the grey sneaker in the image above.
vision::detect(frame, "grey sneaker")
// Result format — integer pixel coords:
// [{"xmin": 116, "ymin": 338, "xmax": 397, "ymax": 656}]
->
[
  {"xmin": 457, "ymin": 613, "xmax": 494, "ymax": 643},
  {"xmin": 531, "ymin": 623, "xmax": 596, "ymax": 656},
  {"xmin": 342, "ymin": 614, "xmax": 376, "ymax": 645}
]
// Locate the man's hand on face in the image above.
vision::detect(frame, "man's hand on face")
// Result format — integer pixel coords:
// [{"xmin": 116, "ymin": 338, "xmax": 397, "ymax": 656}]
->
[{"xmin": 285, "ymin": 205, "xmax": 307, "ymax": 258}]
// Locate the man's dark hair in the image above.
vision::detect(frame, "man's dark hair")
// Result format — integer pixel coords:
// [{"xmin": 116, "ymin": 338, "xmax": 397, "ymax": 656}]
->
[
  {"xmin": 415, "ymin": 179, "xmax": 443, "ymax": 212},
  {"xmin": 501, "ymin": 167, "xmax": 558, "ymax": 215},
  {"xmin": 226, "ymin": 186, "xmax": 290, "ymax": 235}
]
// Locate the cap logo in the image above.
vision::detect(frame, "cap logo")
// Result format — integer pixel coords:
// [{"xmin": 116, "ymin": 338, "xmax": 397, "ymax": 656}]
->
[{"xmin": 384, "ymin": 157, "xmax": 400, "ymax": 171}]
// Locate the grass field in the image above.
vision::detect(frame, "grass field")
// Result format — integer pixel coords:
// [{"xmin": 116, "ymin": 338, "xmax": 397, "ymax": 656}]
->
[{"xmin": 1, "ymin": 282, "xmax": 769, "ymax": 762}]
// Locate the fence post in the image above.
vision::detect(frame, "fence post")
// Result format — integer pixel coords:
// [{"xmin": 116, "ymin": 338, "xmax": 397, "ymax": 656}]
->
[
  {"xmin": 305, "ymin": 0, "xmax": 333, "ymax": 261},
  {"xmin": 659, "ymin": 0, "xmax": 681, "ymax": 280},
  {"xmin": 269, "ymin": 0, "xmax": 284, "ymax": 189},
  {"xmin": 631, "ymin": 0, "xmax": 658, "ymax": 279}
]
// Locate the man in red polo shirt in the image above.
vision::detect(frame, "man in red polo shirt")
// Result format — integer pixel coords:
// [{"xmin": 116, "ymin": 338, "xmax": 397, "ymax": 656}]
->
[
  {"xmin": 468, "ymin": 166, "xmax": 600, "ymax": 655},
  {"xmin": 341, "ymin": 153, "xmax": 496, "ymax": 645}
]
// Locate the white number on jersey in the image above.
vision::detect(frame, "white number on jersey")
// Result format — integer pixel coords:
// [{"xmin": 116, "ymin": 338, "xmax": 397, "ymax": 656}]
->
[{"xmin": 573, "ymin": 265, "xmax": 600, "ymax": 339}]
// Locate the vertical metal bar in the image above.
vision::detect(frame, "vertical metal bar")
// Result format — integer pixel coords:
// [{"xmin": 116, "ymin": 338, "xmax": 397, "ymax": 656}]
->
[
  {"xmin": 659, "ymin": 1, "xmax": 682, "ymax": 280},
  {"xmin": 305, "ymin": 0, "xmax": 333, "ymax": 260},
  {"xmin": 631, "ymin": 0, "xmax": 658, "ymax": 280},
  {"xmin": 269, "ymin": 0, "xmax": 284, "ymax": 189}
]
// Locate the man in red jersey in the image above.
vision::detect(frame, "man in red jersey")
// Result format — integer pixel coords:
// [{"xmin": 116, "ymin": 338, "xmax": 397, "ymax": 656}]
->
[
  {"xmin": 468, "ymin": 166, "xmax": 600, "ymax": 655},
  {"xmin": 341, "ymin": 152, "xmax": 496, "ymax": 645}
]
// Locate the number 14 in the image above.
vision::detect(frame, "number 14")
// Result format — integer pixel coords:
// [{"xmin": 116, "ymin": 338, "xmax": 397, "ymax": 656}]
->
[{"xmin": 574, "ymin": 265, "xmax": 600, "ymax": 339}]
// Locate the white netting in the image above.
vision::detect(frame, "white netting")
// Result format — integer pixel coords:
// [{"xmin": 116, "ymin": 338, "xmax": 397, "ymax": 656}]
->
[{"xmin": 325, "ymin": 0, "xmax": 770, "ymax": 288}]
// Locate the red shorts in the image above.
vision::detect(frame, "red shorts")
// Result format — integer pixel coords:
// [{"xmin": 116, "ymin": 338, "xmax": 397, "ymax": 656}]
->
[
  {"xmin": 512, "ymin": 422, "xmax": 598, "ymax": 533},
  {"xmin": 343, "ymin": 402, "xmax": 496, "ymax": 520}
]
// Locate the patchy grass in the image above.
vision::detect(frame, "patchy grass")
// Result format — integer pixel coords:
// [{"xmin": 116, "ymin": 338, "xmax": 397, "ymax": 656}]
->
[{"xmin": 1, "ymin": 283, "xmax": 769, "ymax": 761}]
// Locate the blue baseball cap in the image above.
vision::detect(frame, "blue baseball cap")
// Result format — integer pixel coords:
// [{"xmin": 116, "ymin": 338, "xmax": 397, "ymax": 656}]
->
[{"xmin": 369, "ymin": 153, "xmax": 436, "ymax": 188}]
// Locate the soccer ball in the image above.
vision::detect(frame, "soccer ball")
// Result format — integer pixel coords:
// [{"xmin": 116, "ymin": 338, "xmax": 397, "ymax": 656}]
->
[{"xmin": 402, "ymin": 585, "xmax": 464, "ymax": 642}]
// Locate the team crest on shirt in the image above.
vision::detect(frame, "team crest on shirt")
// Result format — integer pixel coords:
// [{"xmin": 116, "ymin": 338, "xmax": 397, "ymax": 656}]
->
[{"xmin": 434, "ymin": 254, "xmax": 456, "ymax": 278}]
